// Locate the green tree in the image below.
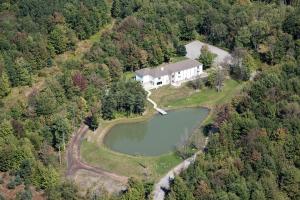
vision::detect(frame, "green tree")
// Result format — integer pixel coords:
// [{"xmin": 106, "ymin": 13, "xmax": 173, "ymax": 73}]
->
[
  {"xmin": 283, "ymin": 10, "xmax": 300, "ymax": 39},
  {"xmin": 50, "ymin": 117, "xmax": 71, "ymax": 150},
  {"xmin": 32, "ymin": 88, "xmax": 58, "ymax": 116},
  {"xmin": 176, "ymin": 44, "xmax": 187, "ymax": 56},
  {"xmin": 111, "ymin": 0, "xmax": 121, "ymax": 18},
  {"xmin": 49, "ymin": 25, "xmax": 68, "ymax": 54},
  {"xmin": 199, "ymin": 45, "xmax": 216, "ymax": 70},
  {"xmin": 121, "ymin": 178, "xmax": 146, "ymax": 200},
  {"xmin": 0, "ymin": 70, "xmax": 11, "ymax": 98},
  {"xmin": 101, "ymin": 94, "xmax": 116, "ymax": 120},
  {"xmin": 231, "ymin": 48, "xmax": 252, "ymax": 81},
  {"xmin": 166, "ymin": 176, "xmax": 195, "ymax": 200},
  {"xmin": 0, "ymin": 120, "xmax": 13, "ymax": 139},
  {"xmin": 180, "ymin": 15, "xmax": 196, "ymax": 41}
]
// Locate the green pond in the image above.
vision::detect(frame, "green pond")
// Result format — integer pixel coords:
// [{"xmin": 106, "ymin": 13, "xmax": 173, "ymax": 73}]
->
[{"xmin": 104, "ymin": 107, "xmax": 209, "ymax": 156}]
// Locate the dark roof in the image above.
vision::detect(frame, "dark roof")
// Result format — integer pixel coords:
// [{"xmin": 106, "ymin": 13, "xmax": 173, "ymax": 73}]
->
[{"xmin": 135, "ymin": 59, "xmax": 201, "ymax": 78}]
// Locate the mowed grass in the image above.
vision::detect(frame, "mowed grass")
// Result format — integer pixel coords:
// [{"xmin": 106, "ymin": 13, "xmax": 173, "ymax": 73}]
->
[
  {"xmin": 151, "ymin": 79, "xmax": 243, "ymax": 108},
  {"xmin": 81, "ymin": 139, "xmax": 181, "ymax": 180}
]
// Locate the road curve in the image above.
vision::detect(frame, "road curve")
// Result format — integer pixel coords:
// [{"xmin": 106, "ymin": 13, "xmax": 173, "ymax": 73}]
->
[{"xmin": 66, "ymin": 124, "xmax": 128, "ymax": 184}]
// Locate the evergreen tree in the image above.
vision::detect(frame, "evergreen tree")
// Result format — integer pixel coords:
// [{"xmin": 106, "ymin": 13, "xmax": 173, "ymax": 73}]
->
[
  {"xmin": 0, "ymin": 70, "xmax": 11, "ymax": 98},
  {"xmin": 176, "ymin": 44, "xmax": 187, "ymax": 56},
  {"xmin": 111, "ymin": 0, "xmax": 121, "ymax": 18},
  {"xmin": 101, "ymin": 94, "xmax": 116, "ymax": 120}
]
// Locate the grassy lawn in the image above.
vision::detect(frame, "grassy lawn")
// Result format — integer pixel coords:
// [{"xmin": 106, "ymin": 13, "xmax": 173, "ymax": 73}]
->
[
  {"xmin": 81, "ymin": 139, "xmax": 181, "ymax": 180},
  {"xmin": 151, "ymin": 79, "xmax": 243, "ymax": 108}
]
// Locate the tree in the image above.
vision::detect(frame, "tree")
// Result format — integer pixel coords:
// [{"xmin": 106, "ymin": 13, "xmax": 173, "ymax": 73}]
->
[
  {"xmin": 166, "ymin": 176, "xmax": 195, "ymax": 200},
  {"xmin": 101, "ymin": 94, "xmax": 116, "ymax": 120},
  {"xmin": 111, "ymin": 0, "xmax": 121, "ymax": 18},
  {"xmin": 59, "ymin": 181, "xmax": 80, "ymax": 200},
  {"xmin": 49, "ymin": 25, "xmax": 68, "ymax": 54},
  {"xmin": 107, "ymin": 57, "xmax": 123, "ymax": 81},
  {"xmin": 199, "ymin": 45, "xmax": 217, "ymax": 70},
  {"xmin": 85, "ymin": 112, "xmax": 99, "ymax": 131},
  {"xmin": 72, "ymin": 71, "xmax": 87, "ymax": 92},
  {"xmin": 12, "ymin": 60, "xmax": 32, "ymax": 86},
  {"xmin": 207, "ymin": 68, "xmax": 224, "ymax": 92},
  {"xmin": 283, "ymin": 10, "xmax": 300, "ymax": 39},
  {"xmin": 0, "ymin": 120, "xmax": 13, "ymax": 139},
  {"xmin": 180, "ymin": 15, "xmax": 196, "ymax": 41},
  {"xmin": 231, "ymin": 48, "xmax": 252, "ymax": 81},
  {"xmin": 50, "ymin": 117, "xmax": 71, "ymax": 150},
  {"xmin": 0, "ymin": 70, "xmax": 11, "ymax": 98},
  {"xmin": 176, "ymin": 44, "xmax": 187, "ymax": 56},
  {"xmin": 236, "ymin": 26, "xmax": 251, "ymax": 47},
  {"xmin": 121, "ymin": 178, "xmax": 146, "ymax": 200},
  {"xmin": 32, "ymin": 88, "xmax": 58, "ymax": 116}
]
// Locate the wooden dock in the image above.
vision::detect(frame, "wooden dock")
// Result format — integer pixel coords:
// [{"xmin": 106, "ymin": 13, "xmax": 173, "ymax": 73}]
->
[{"xmin": 156, "ymin": 108, "xmax": 167, "ymax": 115}]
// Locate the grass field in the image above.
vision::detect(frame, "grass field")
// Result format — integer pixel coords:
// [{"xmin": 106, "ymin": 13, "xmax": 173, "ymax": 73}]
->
[
  {"xmin": 81, "ymin": 78, "xmax": 245, "ymax": 180},
  {"xmin": 81, "ymin": 139, "xmax": 181, "ymax": 179},
  {"xmin": 151, "ymin": 79, "xmax": 243, "ymax": 108}
]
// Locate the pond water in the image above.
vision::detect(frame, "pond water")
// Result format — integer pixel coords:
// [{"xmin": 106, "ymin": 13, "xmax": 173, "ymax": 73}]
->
[{"xmin": 104, "ymin": 107, "xmax": 209, "ymax": 156}]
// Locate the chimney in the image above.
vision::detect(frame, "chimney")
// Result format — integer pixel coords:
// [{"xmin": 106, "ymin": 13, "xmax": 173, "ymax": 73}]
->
[{"xmin": 161, "ymin": 67, "xmax": 164, "ymax": 71}]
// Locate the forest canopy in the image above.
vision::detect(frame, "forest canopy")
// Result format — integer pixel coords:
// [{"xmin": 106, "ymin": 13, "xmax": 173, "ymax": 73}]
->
[{"xmin": 0, "ymin": 0, "xmax": 299, "ymax": 199}]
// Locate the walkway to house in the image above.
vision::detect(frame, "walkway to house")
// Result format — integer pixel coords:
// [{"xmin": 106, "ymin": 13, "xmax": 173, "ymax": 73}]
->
[
  {"xmin": 146, "ymin": 89, "xmax": 167, "ymax": 115},
  {"xmin": 152, "ymin": 137, "xmax": 209, "ymax": 200}
]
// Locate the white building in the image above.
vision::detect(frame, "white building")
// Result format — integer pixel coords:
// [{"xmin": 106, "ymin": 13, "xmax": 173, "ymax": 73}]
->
[{"xmin": 135, "ymin": 59, "xmax": 203, "ymax": 90}]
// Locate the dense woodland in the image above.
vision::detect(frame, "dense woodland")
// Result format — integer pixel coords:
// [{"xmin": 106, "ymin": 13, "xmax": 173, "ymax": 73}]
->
[
  {"xmin": 0, "ymin": 0, "xmax": 299, "ymax": 199},
  {"xmin": 166, "ymin": 64, "xmax": 300, "ymax": 200}
]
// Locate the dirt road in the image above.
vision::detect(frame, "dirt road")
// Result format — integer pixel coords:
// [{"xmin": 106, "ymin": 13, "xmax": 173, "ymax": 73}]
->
[{"xmin": 66, "ymin": 125, "xmax": 128, "ymax": 191}]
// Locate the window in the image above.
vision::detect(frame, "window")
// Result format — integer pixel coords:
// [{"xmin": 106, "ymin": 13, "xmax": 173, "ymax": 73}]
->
[
  {"xmin": 157, "ymin": 81, "xmax": 162, "ymax": 85},
  {"xmin": 178, "ymin": 71, "xmax": 181, "ymax": 74}
]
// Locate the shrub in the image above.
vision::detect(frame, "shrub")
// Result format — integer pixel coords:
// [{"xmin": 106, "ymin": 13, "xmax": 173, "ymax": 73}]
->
[
  {"xmin": 15, "ymin": 175, "xmax": 22, "ymax": 186},
  {"xmin": 7, "ymin": 179, "xmax": 16, "ymax": 189}
]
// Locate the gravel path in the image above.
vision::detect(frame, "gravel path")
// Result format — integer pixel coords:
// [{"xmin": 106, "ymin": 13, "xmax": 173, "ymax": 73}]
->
[
  {"xmin": 185, "ymin": 40, "xmax": 232, "ymax": 65},
  {"xmin": 152, "ymin": 137, "xmax": 209, "ymax": 200}
]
